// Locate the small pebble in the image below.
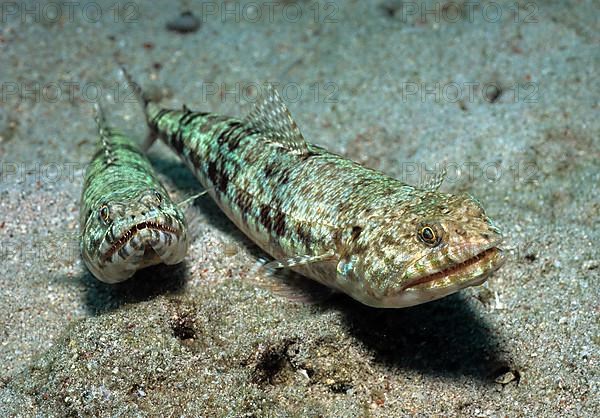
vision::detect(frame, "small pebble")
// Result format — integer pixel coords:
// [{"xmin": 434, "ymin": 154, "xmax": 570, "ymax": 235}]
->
[
  {"xmin": 494, "ymin": 368, "xmax": 520, "ymax": 385},
  {"xmin": 223, "ymin": 243, "xmax": 238, "ymax": 257},
  {"xmin": 166, "ymin": 11, "xmax": 201, "ymax": 34}
]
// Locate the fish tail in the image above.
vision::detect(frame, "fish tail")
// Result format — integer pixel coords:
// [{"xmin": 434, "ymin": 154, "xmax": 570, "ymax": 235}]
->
[
  {"xmin": 118, "ymin": 64, "xmax": 160, "ymax": 151},
  {"xmin": 119, "ymin": 64, "xmax": 149, "ymax": 109}
]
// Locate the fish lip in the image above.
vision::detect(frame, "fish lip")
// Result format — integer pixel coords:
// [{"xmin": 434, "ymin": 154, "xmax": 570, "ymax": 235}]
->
[
  {"xmin": 101, "ymin": 221, "xmax": 180, "ymax": 263},
  {"xmin": 401, "ymin": 239, "xmax": 505, "ymax": 292}
]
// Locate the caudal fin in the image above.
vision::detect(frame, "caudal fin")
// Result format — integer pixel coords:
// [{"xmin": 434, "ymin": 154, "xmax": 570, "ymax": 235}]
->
[
  {"xmin": 119, "ymin": 64, "xmax": 149, "ymax": 109},
  {"xmin": 117, "ymin": 62, "xmax": 158, "ymax": 151}
]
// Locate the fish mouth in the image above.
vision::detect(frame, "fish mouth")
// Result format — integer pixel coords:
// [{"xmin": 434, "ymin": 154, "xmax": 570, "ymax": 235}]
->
[
  {"xmin": 101, "ymin": 221, "xmax": 179, "ymax": 263},
  {"xmin": 403, "ymin": 246, "xmax": 505, "ymax": 292}
]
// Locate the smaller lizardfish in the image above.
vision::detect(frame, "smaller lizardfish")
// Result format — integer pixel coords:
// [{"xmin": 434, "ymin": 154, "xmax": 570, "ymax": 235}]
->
[{"xmin": 79, "ymin": 104, "xmax": 189, "ymax": 283}]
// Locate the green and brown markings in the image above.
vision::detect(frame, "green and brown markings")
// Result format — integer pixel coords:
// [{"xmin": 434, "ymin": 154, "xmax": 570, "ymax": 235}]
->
[
  {"xmin": 80, "ymin": 104, "xmax": 188, "ymax": 283},
  {"xmin": 125, "ymin": 70, "xmax": 505, "ymax": 307}
]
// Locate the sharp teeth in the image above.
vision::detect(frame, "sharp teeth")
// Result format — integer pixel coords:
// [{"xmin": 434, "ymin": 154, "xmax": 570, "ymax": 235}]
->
[
  {"xmin": 405, "ymin": 248, "xmax": 499, "ymax": 291},
  {"xmin": 103, "ymin": 220, "xmax": 181, "ymax": 261}
]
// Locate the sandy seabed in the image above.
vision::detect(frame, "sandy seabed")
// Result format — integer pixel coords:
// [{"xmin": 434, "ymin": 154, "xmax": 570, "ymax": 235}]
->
[{"xmin": 0, "ymin": 1, "xmax": 598, "ymax": 416}]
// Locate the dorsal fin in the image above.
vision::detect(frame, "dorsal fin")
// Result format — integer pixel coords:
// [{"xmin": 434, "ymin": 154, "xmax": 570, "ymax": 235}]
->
[
  {"xmin": 243, "ymin": 84, "xmax": 309, "ymax": 155},
  {"xmin": 93, "ymin": 102, "xmax": 117, "ymax": 165}
]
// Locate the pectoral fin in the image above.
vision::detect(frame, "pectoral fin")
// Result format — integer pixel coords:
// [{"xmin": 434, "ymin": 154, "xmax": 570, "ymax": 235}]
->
[
  {"xmin": 262, "ymin": 249, "xmax": 337, "ymax": 270},
  {"xmin": 177, "ymin": 189, "xmax": 210, "ymax": 207},
  {"xmin": 249, "ymin": 255, "xmax": 337, "ymax": 304}
]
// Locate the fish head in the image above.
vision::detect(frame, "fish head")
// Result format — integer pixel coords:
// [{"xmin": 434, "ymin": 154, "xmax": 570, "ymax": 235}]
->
[
  {"xmin": 81, "ymin": 188, "xmax": 188, "ymax": 283},
  {"xmin": 335, "ymin": 191, "xmax": 505, "ymax": 308}
]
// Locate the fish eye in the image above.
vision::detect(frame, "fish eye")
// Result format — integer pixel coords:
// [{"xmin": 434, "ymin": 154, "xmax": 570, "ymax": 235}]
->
[
  {"xmin": 154, "ymin": 190, "xmax": 163, "ymax": 203},
  {"xmin": 99, "ymin": 204, "xmax": 110, "ymax": 223},
  {"xmin": 418, "ymin": 224, "xmax": 441, "ymax": 247}
]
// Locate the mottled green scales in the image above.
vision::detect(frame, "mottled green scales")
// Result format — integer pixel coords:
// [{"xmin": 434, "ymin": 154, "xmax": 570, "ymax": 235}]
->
[
  {"xmin": 80, "ymin": 105, "xmax": 188, "ymax": 283},
  {"xmin": 126, "ymin": 71, "xmax": 505, "ymax": 307}
]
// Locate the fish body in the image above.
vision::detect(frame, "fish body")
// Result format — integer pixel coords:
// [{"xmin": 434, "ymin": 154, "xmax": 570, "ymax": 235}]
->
[
  {"xmin": 128, "ymin": 76, "xmax": 504, "ymax": 307},
  {"xmin": 79, "ymin": 105, "xmax": 188, "ymax": 283}
]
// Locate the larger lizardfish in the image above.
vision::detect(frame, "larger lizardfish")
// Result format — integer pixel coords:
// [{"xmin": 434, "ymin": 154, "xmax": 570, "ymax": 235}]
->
[{"xmin": 124, "ymin": 71, "xmax": 505, "ymax": 307}]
